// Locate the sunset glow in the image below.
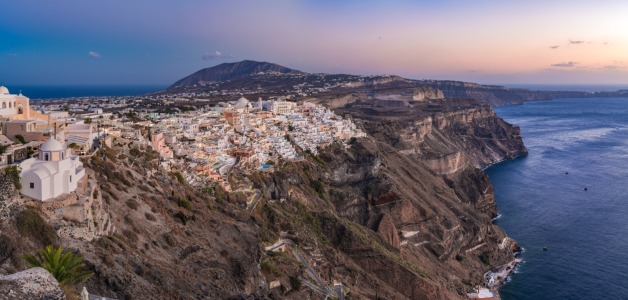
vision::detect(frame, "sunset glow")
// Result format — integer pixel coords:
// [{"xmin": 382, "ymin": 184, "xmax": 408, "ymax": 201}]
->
[{"xmin": 1, "ymin": 0, "xmax": 627, "ymax": 85}]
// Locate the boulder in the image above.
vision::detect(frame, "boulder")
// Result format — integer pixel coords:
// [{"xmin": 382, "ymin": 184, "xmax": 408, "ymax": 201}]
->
[{"xmin": 0, "ymin": 267, "xmax": 65, "ymax": 300}]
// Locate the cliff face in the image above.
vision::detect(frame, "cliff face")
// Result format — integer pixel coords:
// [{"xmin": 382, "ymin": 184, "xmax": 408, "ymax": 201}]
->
[
  {"xmin": 0, "ymin": 91, "xmax": 527, "ymax": 299},
  {"xmin": 170, "ymin": 60, "xmax": 302, "ymax": 88},
  {"xmin": 414, "ymin": 80, "xmax": 628, "ymax": 106},
  {"xmin": 244, "ymin": 96, "xmax": 526, "ymax": 299},
  {"xmin": 0, "ymin": 153, "xmax": 268, "ymax": 300},
  {"xmin": 348, "ymin": 77, "xmax": 628, "ymax": 106},
  {"xmin": 166, "ymin": 60, "xmax": 628, "ymax": 107}
]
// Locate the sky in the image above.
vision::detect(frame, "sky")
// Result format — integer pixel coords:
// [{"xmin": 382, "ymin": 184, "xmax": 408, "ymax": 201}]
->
[{"xmin": 1, "ymin": 0, "xmax": 628, "ymax": 86}]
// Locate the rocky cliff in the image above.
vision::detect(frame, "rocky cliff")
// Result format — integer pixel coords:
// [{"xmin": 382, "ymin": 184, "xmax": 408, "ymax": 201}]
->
[
  {"xmin": 226, "ymin": 95, "xmax": 526, "ymax": 299},
  {"xmin": 343, "ymin": 76, "xmax": 628, "ymax": 106},
  {"xmin": 413, "ymin": 80, "xmax": 628, "ymax": 106},
  {"xmin": 0, "ymin": 95, "xmax": 527, "ymax": 299}
]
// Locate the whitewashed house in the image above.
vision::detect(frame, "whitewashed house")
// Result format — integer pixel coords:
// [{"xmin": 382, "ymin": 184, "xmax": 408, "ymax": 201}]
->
[{"xmin": 19, "ymin": 138, "xmax": 85, "ymax": 201}]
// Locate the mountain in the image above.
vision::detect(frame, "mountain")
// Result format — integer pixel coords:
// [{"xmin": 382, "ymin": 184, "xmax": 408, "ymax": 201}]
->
[
  {"xmin": 170, "ymin": 60, "xmax": 303, "ymax": 88},
  {"xmin": 166, "ymin": 61, "xmax": 628, "ymax": 107}
]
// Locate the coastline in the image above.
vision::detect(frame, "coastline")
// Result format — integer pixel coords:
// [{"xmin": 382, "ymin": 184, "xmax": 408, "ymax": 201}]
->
[
  {"xmin": 481, "ymin": 154, "xmax": 525, "ymax": 172},
  {"xmin": 485, "ymin": 258, "xmax": 524, "ymax": 299},
  {"xmin": 480, "ymin": 154, "xmax": 527, "ymax": 299}
]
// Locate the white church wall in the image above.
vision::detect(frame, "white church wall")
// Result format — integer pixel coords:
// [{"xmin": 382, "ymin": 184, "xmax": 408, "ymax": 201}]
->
[{"xmin": 21, "ymin": 172, "xmax": 44, "ymax": 200}]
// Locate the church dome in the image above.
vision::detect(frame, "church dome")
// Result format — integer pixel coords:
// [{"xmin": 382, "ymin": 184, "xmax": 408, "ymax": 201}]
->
[
  {"xmin": 0, "ymin": 85, "xmax": 8, "ymax": 95},
  {"xmin": 39, "ymin": 138, "xmax": 64, "ymax": 152},
  {"xmin": 234, "ymin": 97, "xmax": 250, "ymax": 109}
]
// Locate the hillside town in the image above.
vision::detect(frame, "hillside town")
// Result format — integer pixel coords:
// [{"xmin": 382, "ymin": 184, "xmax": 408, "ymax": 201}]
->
[{"xmin": 1, "ymin": 83, "xmax": 365, "ymax": 203}]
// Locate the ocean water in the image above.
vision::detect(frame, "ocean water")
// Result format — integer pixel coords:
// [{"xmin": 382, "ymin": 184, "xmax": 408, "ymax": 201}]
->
[
  {"xmin": 486, "ymin": 97, "xmax": 628, "ymax": 300},
  {"xmin": 502, "ymin": 84, "xmax": 628, "ymax": 92},
  {"xmin": 5, "ymin": 84, "xmax": 168, "ymax": 99}
]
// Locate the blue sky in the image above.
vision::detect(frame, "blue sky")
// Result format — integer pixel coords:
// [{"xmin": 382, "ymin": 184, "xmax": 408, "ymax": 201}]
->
[{"xmin": 1, "ymin": 0, "xmax": 627, "ymax": 85}]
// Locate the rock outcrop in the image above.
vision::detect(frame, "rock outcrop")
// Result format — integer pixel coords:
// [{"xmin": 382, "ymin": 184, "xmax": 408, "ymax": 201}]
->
[
  {"xmin": 0, "ymin": 267, "xmax": 65, "ymax": 300},
  {"xmin": 0, "ymin": 172, "xmax": 20, "ymax": 222}
]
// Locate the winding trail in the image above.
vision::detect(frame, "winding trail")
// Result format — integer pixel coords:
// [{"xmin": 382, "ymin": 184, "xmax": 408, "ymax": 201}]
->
[{"xmin": 265, "ymin": 239, "xmax": 348, "ymax": 298}]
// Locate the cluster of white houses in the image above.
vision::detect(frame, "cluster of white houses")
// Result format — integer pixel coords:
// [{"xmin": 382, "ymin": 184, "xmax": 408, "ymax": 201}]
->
[
  {"xmin": 2, "ymin": 83, "xmax": 365, "ymax": 203},
  {"xmin": 134, "ymin": 96, "xmax": 366, "ymax": 191}
]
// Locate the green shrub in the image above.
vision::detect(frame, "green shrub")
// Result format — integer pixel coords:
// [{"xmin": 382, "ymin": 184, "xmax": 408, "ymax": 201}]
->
[
  {"xmin": 126, "ymin": 199, "xmax": 139, "ymax": 210},
  {"xmin": 206, "ymin": 204, "xmax": 216, "ymax": 211},
  {"xmin": 462, "ymin": 279, "xmax": 472, "ymax": 286},
  {"xmin": 455, "ymin": 255, "xmax": 464, "ymax": 261},
  {"xmin": 261, "ymin": 261, "xmax": 282, "ymax": 277},
  {"xmin": 145, "ymin": 212, "xmax": 156, "ymax": 221},
  {"xmin": 265, "ymin": 160, "xmax": 275, "ymax": 165},
  {"xmin": 310, "ymin": 180, "xmax": 325, "ymax": 199},
  {"xmin": 97, "ymin": 236, "xmax": 120, "ymax": 254},
  {"xmin": 163, "ymin": 233, "xmax": 177, "ymax": 247},
  {"xmin": 15, "ymin": 135, "xmax": 25, "ymax": 144},
  {"xmin": 350, "ymin": 137, "xmax": 357, "ymax": 144},
  {"xmin": 480, "ymin": 253, "xmax": 491, "ymax": 266},
  {"xmin": 172, "ymin": 172, "xmax": 186, "ymax": 185},
  {"xmin": 17, "ymin": 209, "xmax": 58, "ymax": 247},
  {"xmin": 215, "ymin": 193, "xmax": 224, "ymax": 204},
  {"xmin": 93, "ymin": 189, "xmax": 99, "ymax": 199},
  {"xmin": 175, "ymin": 211, "xmax": 187, "ymax": 225},
  {"xmin": 5, "ymin": 166, "xmax": 21, "ymax": 190},
  {"xmin": 290, "ymin": 276, "xmax": 302, "ymax": 291},
  {"xmin": 364, "ymin": 185, "xmax": 374, "ymax": 197},
  {"xmin": 130, "ymin": 148, "xmax": 141, "ymax": 157},
  {"xmin": 178, "ymin": 199, "xmax": 192, "ymax": 210}
]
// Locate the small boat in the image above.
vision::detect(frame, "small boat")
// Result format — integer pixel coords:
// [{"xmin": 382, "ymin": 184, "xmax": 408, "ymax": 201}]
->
[
  {"xmin": 584, "ymin": 188, "xmax": 588, "ymax": 191},
  {"xmin": 565, "ymin": 172, "xmax": 568, "ymax": 174},
  {"xmin": 543, "ymin": 247, "xmax": 548, "ymax": 250}
]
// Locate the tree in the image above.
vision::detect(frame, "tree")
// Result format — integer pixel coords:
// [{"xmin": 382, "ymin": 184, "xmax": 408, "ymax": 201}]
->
[
  {"xmin": 63, "ymin": 105, "xmax": 69, "ymax": 112},
  {"xmin": 22, "ymin": 245, "xmax": 94, "ymax": 287},
  {"xmin": 99, "ymin": 115, "xmax": 104, "ymax": 119},
  {"xmin": 15, "ymin": 135, "xmax": 25, "ymax": 144},
  {"xmin": 84, "ymin": 118, "xmax": 92, "ymax": 124}
]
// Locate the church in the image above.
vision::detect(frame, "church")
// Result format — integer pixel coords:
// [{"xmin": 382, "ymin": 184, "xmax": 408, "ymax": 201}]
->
[
  {"xmin": 19, "ymin": 138, "xmax": 86, "ymax": 201},
  {"xmin": 0, "ymin": 83, "xmax": 31, "ymax": 119}
]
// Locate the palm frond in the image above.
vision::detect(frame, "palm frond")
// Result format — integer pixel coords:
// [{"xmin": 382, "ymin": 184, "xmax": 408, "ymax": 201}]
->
[{"xmin": 21, "ymin": 245, "xmax": 93, "ymax": 287}]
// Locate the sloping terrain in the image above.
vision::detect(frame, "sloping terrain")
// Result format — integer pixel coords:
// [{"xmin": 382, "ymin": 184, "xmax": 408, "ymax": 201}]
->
[
  {"xmin": 171, "ymin": 60, "xmax": 303, "ymax": 88},
  {"xmin": 166, "ymin": 60, "xmax": 628, "ymax": 106},
  {"xmin": 0, "ymin": 93, "xmax": 527, "ymax": 300},
  {"xmin": 232, "ymin": 96, "xmax": 526, "ymax": 299}
]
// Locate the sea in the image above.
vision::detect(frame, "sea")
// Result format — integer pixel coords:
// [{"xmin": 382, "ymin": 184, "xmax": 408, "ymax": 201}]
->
[
  {"xmin": 503, "ymin": 84, "xmax": 628, "ymax": 92},
  {"xmin": 6, "ymin": 84, "xmax": 169, "ymax": 100},
  {"xmin": 486, "ymin": 97, "xmax": 628, "ymax": 299}
]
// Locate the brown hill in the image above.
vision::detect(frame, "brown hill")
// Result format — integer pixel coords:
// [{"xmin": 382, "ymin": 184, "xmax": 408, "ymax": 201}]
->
[{"xmin": 170, "ymin": 60, "xmax": 303, "ymax": 88}]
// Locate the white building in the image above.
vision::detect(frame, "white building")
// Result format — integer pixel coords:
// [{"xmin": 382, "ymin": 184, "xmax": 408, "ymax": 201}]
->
[
  {"xmin": 0, "ymin": 84, "xmax": 31, "ymax": 119},
  {"xmin": 268, "ymin": 99, "xmax": 294, "ymax": 115},
  {"xmin": 19, "ymin": 138, "xmax": 86, "ymax": 201}
]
